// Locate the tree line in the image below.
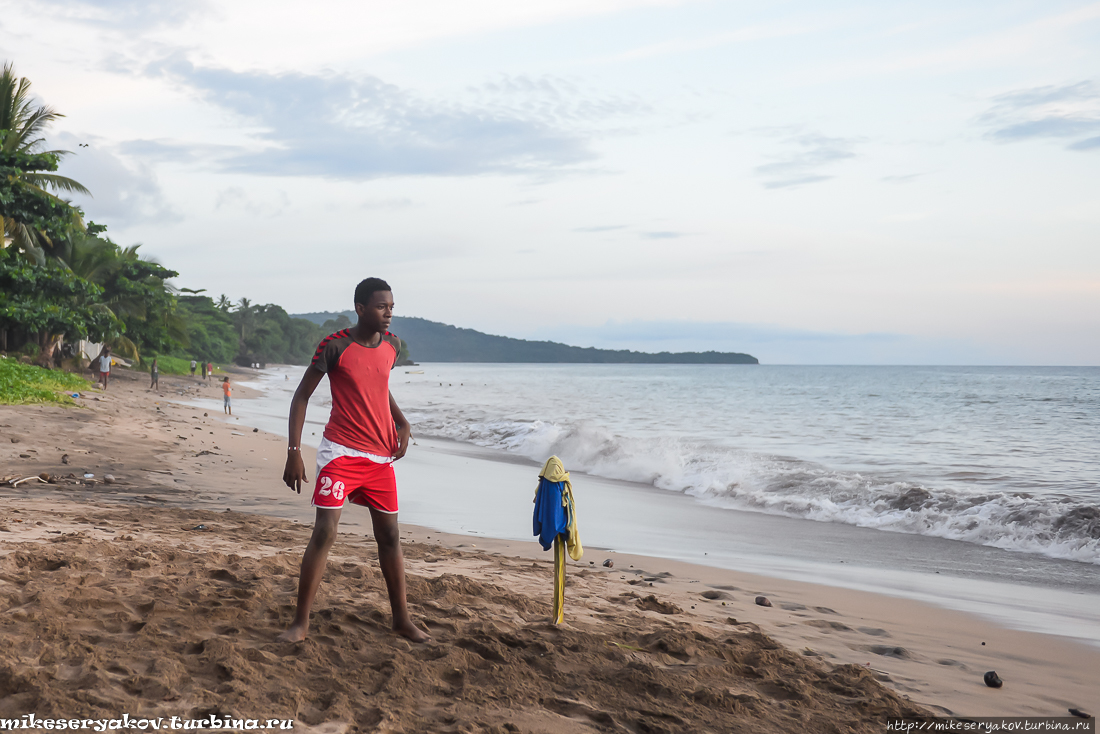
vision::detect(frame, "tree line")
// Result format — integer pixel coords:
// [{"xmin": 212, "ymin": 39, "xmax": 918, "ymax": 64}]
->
[{"xmin": 0, "ymin": 62, "xmax": 328, "ymax": 369}]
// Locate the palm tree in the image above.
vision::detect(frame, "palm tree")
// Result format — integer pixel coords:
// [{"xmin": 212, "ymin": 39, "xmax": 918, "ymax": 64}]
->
[
  {"xmin": 234, "ymin": 297, "xmax": 256, "ymax": 342},
  {"xmin": 1, "ymin": 62, "xmax": 90, "ymax": 263},
  {"xmin": 60, "ymin": 233, "xmax": 188, "ymax": 360},
  {"xmin": 216, "ymin": 294, "xmax": 232, "ymax": 312}
]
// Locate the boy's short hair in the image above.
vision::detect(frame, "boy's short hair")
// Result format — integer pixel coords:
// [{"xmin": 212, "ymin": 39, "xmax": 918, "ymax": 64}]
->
[{"xmin": 354, "ymin": 278, "xmax": 391, "ymax": 306}]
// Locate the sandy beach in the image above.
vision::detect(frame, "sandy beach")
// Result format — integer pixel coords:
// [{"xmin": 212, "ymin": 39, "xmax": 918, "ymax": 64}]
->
[{"xmin": 2, "ymin": 367, "xmax": 1097, "ymax": 732}]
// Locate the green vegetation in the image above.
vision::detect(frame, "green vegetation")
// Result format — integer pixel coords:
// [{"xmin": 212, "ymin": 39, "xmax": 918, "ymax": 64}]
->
[
  {"xmin": 0, "ymin": 356, "xmax": 88, "ymax": 405},
  {"xmin": 138, "ymin": 355, "xmax": 194, "ymax": 376},
  {"xmin": 1, "ymin": 62, "xmax": 89, "ymax": 264},
  {"xmin": 0, "ymin": 62, "xmax": 328, "ymax": 373}
]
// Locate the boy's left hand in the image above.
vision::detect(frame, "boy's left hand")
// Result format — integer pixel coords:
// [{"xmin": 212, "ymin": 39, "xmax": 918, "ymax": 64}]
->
[{"xmin": 394, "ymin": 424, "xmax": 412, "ymax": 460}]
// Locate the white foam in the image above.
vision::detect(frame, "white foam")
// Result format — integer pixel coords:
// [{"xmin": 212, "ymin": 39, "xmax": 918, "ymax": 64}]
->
[{"xmin": 406, "ymin": 409, "xmax": 1100, "ymax": 565}]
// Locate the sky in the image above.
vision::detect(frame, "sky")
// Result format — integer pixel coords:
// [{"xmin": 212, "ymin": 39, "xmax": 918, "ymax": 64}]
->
[{"xmin": 2, "ymin": 0, "xmax": 1099, "ymax": 364}]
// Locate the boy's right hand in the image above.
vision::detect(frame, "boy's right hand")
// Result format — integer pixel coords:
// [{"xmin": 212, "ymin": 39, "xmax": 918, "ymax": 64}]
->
[{"xmin": 283, "ymin": 451, "xmax": 308, "ymax": 493}]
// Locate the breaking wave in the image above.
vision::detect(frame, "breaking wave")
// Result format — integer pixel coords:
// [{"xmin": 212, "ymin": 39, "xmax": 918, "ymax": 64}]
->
[{"xmin": 406, "ymin": 410, "xmax": 1100, "ymax": 565}]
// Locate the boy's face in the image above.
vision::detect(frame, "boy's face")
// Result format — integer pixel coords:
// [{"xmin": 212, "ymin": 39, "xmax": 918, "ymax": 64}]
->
[{"xmin": 355, "ymin": 290, "xmax": 394, "ymax": 333}]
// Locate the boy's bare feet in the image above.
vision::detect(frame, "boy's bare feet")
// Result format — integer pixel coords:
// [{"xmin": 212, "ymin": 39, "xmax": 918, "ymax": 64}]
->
[
  {"xmin": 277, "ymin": 623, "xmax": 308, "ymax": 643},
  {"xmin": 395, "ymin": 620, "xmax": 431, "ymax": 643}
]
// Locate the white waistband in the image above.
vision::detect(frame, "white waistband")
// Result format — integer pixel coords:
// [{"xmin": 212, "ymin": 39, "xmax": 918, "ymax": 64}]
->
[{"xmin": 316, "ymin": 436, "xmax": 393, "ymax": 469}]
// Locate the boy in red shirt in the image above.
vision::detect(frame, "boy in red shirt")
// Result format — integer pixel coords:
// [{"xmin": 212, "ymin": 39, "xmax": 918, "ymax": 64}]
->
[{"xmin": 278, "ymin": 278, "xmax": 428, "ymax": 643}]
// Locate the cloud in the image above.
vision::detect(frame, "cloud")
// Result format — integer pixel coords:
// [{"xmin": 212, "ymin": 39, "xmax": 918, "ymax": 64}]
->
[
  {"xmin": 881, "ymin": 173, "xmax": 924, "ymax": 184},
  {"xmin": 28, "ymin": 0, "xmax": 207, "ymax": 29},
  {"xmin": 573, "ymin": 225, "xmax": 626, "ymax": 232},
  {"xmin": 214, "ymin": 187, "xmax": 290, "ymax": 217},
  {"xmin": 640, "ymin": 231, "xmax": 685, "ymax": 239},
  {"xmin": 359, "ymin": 198, "xmax": 416, "ymax": 211},
  {"xmin": 140, "ymin": 58, "xmax": 603, "ymax": 180},
  {"xmin": 981, "ymin": 80, "xmax": 1100, "ymax": 151},
  {"xmin": 754, "ymin": 133, "xmax": 856, "ymax": 189},
  {"xmin": 53, "ymin": 133, "xmax": 180, "ymax": 228},
  {"xmin": 467, "ymin": 74, "xmax": 651, "ymax": 127}
]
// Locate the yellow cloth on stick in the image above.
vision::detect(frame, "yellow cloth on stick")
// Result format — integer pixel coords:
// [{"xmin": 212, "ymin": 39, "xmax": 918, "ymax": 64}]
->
[{"xmin": 537, "ymin": 456, "xmax": 583, "ymax": 561}]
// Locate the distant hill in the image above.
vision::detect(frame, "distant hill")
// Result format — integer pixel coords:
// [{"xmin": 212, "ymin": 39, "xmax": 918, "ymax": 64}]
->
[{"xmin": 292, "ymin": 312, "xmax": 759, "ymax": 364}]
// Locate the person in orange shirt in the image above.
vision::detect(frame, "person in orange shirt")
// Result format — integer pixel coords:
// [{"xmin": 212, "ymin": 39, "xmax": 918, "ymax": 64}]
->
[
  {"xmin": 207, "ymin": 361, "xmax": 213, "ymax": 380},
  {"xmin": 222, "ymin": 376, "xmax": 232, "ymax": 415}
]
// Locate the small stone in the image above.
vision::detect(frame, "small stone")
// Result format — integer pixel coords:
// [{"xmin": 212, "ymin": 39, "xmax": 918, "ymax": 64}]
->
[
  {"xmin": 19, "ymin": 454, "xmax": 30, "ymax": 459},
  {"xmin": 103, "ymin": 475, "xmax": 115, "ymax": 485},
  {"xmin": 602, "ymin": 559, "xmax": 614, "ymax": 568},
  {"xmin": 755, "ymin": 596, "xmax": 772, "ymax": 607},
  {"xmin": 61, "ymin": 454, "xmax": 69, "ymax": 465},
  {"xmin": 38, "ymin": 473, "xmax": 50, "ymax": 482},
  {"xmin": 10, "ymin": 438, "xmax": 19, "ymax": 443},
  {"xmin": 1068, "ymin": 708, "xmax": 1091, "ymax": 719},
  {"xmin": 983, "ymin": 671, "xmax": 1003, "ymax": 688},
  {"xmin": 253, "ymin": 428, "xmax": 258, "ymax": 433},
  {"xmin": 204, "ymin": 412, "xmax": 208, "ymax": 417}
]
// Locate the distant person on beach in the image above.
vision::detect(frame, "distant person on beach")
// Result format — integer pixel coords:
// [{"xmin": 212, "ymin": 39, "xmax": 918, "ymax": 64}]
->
[
  {"xmin": 200, "ymin": 361, "xmax": 207, "ymax": 380},
  {"xmin": 93, "ymin": 346, "xmax": 112, "ymax": 390},
  {"xmin": 149, "ymin": 358, "xmax": 159, "ymax": 391},
  {"xmin": 222, "ymin": 377, "xmax": 232, "ymax": 415},
  {"xmin": 207, "ymin": 361, "xmax": 213, "ymax": 380},
  {"xmin": 278, "ymin": 277, "xmax": 427, "ymax": 644},
  {"xmin": 190, "ymin": 359, "xmax": 197, "ymax": 376}
]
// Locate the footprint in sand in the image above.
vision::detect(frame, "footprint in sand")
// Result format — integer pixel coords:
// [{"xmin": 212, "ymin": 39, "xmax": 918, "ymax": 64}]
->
[{"xmin": 804, "ymin": 619, "xmax": 853, "ymax": 632}]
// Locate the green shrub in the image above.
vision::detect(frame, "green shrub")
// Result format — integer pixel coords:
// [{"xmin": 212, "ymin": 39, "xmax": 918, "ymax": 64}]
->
[{"xmin": 0, "ymin": 357, "xmax": 90, "ymax": 406}]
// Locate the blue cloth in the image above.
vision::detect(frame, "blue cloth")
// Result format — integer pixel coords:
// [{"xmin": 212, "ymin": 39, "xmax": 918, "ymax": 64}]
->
[{"xmin": 533, "ymin": 477, "xmax": 569, "ymax": 551}]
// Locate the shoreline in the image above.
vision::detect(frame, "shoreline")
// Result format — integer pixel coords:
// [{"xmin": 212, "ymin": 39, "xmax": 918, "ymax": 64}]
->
[
  {"xmin": 1, "ymin": 367, "xmax": 1097, "ymax": 722},
  {"xmin": 202, "ymin": 365, "xmax": 1100, "ymax": 649}
]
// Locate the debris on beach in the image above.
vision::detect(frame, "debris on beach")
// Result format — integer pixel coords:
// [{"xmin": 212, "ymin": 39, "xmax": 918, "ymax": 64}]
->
[
  {"xmin": 756, "ymin": 595, "xmax": 773, "ymax": 607},
  {"xmin": 983, "ymin": 671, "xmax": 1003, "ymax": 688},
  {"xmin": 603, "ymin": 559, "xmax": 614, "ymax": 568},
  {"xmin": 61, "ymin": 454, "xmax": 69, "ymax": 464},
  {"xmin": 1068, "ymin": 708, "xmax": 1091, "ymax": 719}
]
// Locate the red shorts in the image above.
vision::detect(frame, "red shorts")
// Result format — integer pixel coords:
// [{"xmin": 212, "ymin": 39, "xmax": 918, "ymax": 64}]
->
[{"xmin": 313, "ymin": 456, "xmax": 398, "ymax": 513}]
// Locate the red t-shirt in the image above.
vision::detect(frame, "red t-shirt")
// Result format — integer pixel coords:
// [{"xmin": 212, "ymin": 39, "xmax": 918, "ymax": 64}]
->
[{"xmin": 310, "ymin": 329, "xmax": 401, "ymax": 456}]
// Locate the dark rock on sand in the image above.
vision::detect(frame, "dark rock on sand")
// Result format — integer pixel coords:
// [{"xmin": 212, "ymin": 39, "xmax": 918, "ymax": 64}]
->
[
  {"xmin": 756, "ymin": 596, "xmax": 772, "ymax": 607},
  {"xmin": 983, "ymin": 671, "xmax": 1003, "ymax": 688},
  {"xmin": 1068, "ymin": 708, "xmax": 1091, "ymax": 719},
  {"xmin": 603, "ymin": 559, "xmax": 614, "ymax": 568}
]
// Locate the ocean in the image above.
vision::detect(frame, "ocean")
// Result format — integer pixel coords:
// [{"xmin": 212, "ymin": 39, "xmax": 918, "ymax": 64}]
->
[
  {"xmin": 206, "ymin": 363, "xmax": 1100, "ymax": 642},
  {"xmin": 390, "ymin": 365, "xmax": 1099, "ymax": 565}
]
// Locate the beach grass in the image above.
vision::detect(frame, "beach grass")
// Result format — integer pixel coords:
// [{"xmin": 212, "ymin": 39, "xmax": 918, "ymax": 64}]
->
[{"xmin": 0, "ymin": 357, "xmax": 90, "ymax": 406}]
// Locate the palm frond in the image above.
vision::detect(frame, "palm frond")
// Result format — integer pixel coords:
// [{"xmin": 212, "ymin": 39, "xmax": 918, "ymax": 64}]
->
[{"xmin": 22, "ymin": 172, "xmax": 92, "ymax": 196}]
